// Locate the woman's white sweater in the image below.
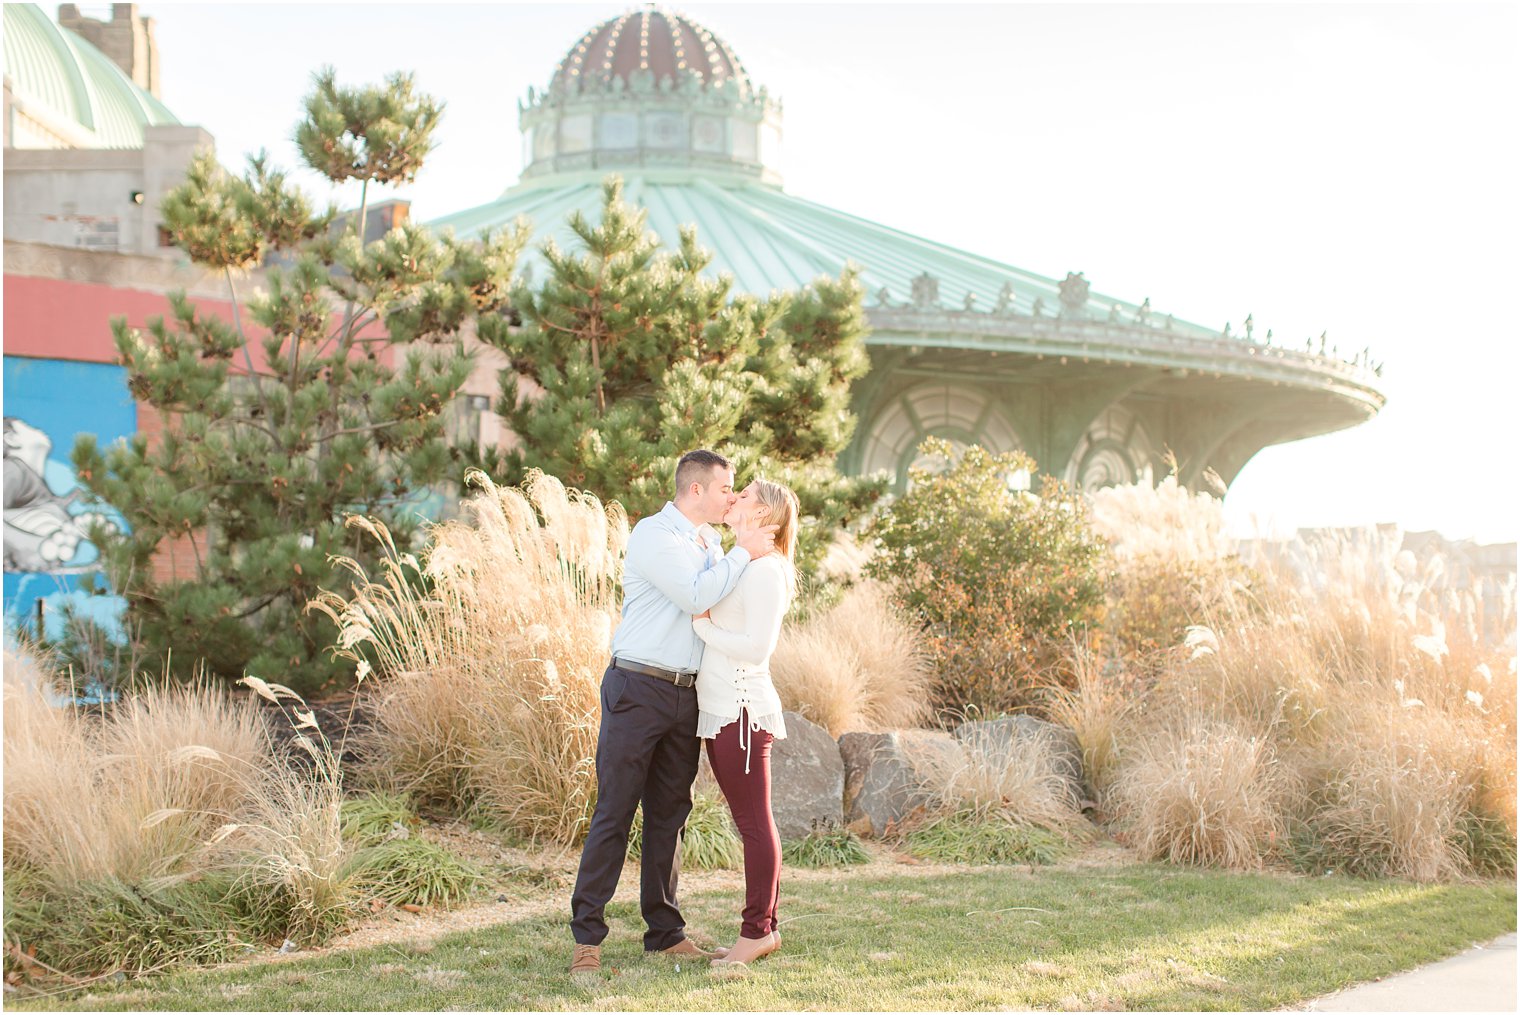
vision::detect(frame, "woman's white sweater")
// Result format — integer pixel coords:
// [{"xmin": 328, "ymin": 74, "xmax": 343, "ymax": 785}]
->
[{"xmin": 692, "ymin": 554, "xmax": 790, "ymax": 764}]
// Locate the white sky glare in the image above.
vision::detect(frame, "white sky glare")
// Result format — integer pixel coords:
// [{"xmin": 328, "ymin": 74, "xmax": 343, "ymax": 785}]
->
[{"xmin": 148, "ymin": 3, "xmax": 1519, "ymax": 545}]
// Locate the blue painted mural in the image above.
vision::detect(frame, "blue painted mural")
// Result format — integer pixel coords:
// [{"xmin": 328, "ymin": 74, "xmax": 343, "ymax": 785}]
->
[{"xmin": 3, "ymin": 357, "xmax": 132, "ymax": 643}]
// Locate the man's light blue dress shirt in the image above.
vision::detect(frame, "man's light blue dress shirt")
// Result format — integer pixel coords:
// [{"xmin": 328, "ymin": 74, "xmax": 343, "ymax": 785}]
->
[{"xmin": 610, "ymin": 501, "xmax": 751, "ymax": 674}]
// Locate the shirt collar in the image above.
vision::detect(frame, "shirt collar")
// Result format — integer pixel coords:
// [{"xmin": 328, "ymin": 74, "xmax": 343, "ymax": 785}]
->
[{"xmin": 660, "ymin": 501, "xmax": 718, "ymax": 548}]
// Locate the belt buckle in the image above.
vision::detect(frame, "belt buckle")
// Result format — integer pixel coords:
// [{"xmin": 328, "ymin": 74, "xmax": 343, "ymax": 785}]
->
[{"xmin": 674, "ymin": 671, "xmax": 696, "ymax": 688}]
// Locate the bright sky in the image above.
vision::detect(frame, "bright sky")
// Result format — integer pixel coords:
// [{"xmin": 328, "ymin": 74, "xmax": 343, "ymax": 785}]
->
[{"xmin": 147, "ymin": 2, "xmax": 1519, "ymax": 545}]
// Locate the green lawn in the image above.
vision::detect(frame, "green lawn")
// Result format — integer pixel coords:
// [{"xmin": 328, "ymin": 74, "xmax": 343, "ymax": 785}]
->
[{"xmin": 10, "ymin": 859, "xmax": 1514, "ymax": 1011}]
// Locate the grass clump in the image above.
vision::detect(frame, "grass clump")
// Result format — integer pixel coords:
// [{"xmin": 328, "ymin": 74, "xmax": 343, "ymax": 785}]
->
[
  {"xmin": 626, "ymin": 793, "xmax": 741, "ymax": 871},
  {"xmin": 1111, "ymin": 719, "xmax": 1289, "ymax": 869},
  {"xmin": 343, "ymin": 838, "xmax": 483, "ymax": 907},
  {"xmin": 340, "ymin": 791, "xmax": 418, "ymax": 846},
  {"xmin": 905, "ymin": 809, "xmax": 1070, "ymax": 865},
  {"xmin": 4, "ymin": 873, "xmax": 244, "ymax": 978},
  {"xmin": 782, "ymin": 826, "xmax": 871, "ymax": 867}
]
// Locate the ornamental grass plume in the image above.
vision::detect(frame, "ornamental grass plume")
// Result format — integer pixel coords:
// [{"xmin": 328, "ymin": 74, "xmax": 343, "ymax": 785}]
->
[
  {"xmin": 1040, "ymin": 638, "xmax": 1135, "ymax": 797},
  {"xmin": 769, "ymin": 580, "xmax": 933, "ymax": 737},
  {"xmin": 310, "ymin": 468, "xmax": 627, "ymax": 846},
  {"xmin": 1111, "ymin": 717, "xmax": 1290, "ymax": 870},
  {"xmin": 918, "ymin": 721, "xmax": 1086, "ymax": 834},
  {"xmin": 1101, "ymin": 521, "xmax": 1516, "ymax": 881},
  {"xmin": 2, "ymin": 650, "xmax": 266, "ymax": 888}
]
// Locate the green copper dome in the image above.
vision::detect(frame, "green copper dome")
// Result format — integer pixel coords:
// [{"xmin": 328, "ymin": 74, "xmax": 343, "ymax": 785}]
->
[{"xmin": 3, "ymin": 3, "xmax": 178, "ymax": 149}]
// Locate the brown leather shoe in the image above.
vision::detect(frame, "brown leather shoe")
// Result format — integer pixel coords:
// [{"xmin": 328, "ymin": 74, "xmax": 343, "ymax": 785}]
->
[
  {"xmin": 647, "ymin": 937, "xmax": 727, "ymax": 960},
  {"xmin": 569, "ymin": 943, "xmax": 601, "ymax": 984}
]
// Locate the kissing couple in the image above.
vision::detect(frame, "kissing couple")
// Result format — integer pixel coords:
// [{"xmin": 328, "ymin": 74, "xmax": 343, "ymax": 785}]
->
[{"xmin": 569, "ymin": 448, "xmax": 799, "ymax": 981}]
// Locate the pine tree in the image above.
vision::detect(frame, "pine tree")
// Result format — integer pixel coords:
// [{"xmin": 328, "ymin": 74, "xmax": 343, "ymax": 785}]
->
[
  {"xmin": 72, "ymin": 69, "xmax": 526, "ymax": 694},
  {"xmin": 477, "ymin": 177, "xmax": 883, "ymax": 578}
]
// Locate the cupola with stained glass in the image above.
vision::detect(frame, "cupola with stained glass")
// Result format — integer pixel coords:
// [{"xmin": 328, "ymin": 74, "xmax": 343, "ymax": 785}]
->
[{"xmin": 519, "ymin": 7, "xmax": 782, "ymax": 183}]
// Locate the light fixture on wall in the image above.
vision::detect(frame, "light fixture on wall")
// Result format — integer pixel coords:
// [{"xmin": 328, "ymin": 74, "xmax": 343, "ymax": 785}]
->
[{"xmin": 130, "ymin": 191, "xmax": 145, "ymax": 205}]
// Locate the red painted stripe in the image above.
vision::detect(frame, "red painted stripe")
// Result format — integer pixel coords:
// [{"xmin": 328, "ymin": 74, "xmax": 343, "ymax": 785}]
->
[{"xmin": 3, "ymin": 274, "xmax": 394, "ymax": 371}]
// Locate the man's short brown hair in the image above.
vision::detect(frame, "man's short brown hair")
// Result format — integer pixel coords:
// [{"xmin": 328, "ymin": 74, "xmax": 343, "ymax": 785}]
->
[{"xmin": 674, "ymin": 449, "xmax": 732, "ymax": 498}]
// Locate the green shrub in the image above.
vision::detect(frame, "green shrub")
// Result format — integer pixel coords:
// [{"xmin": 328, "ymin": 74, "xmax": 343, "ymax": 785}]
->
[
  {"xmin": 627, "ymin": 793, "xmax": 741, "ymax": 871},
  {"xmin": 341, "ymin": 792, "xmax": 419, "ymax": 847},
  {"xmin": 904, "ymin": 809, "xmax": 1070, "ymax": 866},
  {"xmin": 782, "ymin": 827, "xmax": 871, "ymax": 868},
  {"xmin": 343, "ymin": 837, "xmax": 483, "ymax": 907},
  {"xmin": 865, "ymin": 438, "xmax": 1105, "ymax": 714}
]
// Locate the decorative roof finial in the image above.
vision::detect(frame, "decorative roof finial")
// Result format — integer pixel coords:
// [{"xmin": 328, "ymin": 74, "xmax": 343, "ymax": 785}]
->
[
  {"xmin": 1058, "ymin": 271, "xmax": 1089, "ymax": 317},
  {"xmin": 995, "ymin": 282, "xmax": 1015, "ymax": 315},
  {"xmin": 911, "ymin": 271, "xmax": 940, "ymax": 309},
  {"xmin": 1136, "ymin": 297, "xmax": 1151, "ymax": 325},
  {"xmin": 1244, "ymin": 313, "xmax": 1254, "ymax": 341}
]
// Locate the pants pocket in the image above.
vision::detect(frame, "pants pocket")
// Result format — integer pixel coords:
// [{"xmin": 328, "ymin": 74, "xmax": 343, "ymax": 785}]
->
[{"xmin": 602, "ymin": 668, "xmax": 630, "ymax": 712}]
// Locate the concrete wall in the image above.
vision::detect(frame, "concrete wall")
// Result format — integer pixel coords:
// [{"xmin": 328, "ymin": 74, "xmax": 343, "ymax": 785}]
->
[{"xmin": 3, "ymin": 125, "xmax": 212, "ymax": 256}]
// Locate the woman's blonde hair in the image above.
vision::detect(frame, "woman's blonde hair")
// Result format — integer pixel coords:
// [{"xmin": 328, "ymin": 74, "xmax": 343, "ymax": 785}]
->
[{"xmin": 749, "ymin": 478, "xmax": 800, "ymax": 598}]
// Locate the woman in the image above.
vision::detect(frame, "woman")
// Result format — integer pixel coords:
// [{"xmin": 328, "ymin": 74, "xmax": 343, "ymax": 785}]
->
[{"xmin": 692, "ymin": 478, "xmax": 800, "ymax": 968}]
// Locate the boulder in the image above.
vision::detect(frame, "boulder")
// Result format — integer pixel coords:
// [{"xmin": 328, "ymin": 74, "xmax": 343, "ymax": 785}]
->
[
  {"xmin": 839, "ymin": 729, "xmax": 964, "ymax": 837},
  {"xmin": 769, "ymin": 711, "xmax": 845, "ymax": 838},
  {"xmin": 691, "ymin": 711, "xmax": 844, "ymax": 839},
  {"xmin": 952, "ymin": 716, "xmax": 1087, "ymax": 800}
]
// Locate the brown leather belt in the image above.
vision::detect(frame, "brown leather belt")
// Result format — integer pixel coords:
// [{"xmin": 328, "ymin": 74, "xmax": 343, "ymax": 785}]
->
[{"xmin": 611, "ymin": 657, "xmax": 697, "ymax": 689}]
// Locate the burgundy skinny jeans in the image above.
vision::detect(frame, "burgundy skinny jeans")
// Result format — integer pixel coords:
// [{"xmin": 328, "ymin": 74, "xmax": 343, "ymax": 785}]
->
[{"xmin": 705, "ymin": 710, "xmax": 780, "ymax": 939}]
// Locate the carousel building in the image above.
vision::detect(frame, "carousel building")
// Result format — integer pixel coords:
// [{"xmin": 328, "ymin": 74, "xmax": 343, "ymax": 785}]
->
[
  {"xmin": 4, "ymin": 4, "xmax": 1390, "ymax": 634},
  {"xmin": 434, "ymin": 8, "xmax": 1386, "ymax": 493}
]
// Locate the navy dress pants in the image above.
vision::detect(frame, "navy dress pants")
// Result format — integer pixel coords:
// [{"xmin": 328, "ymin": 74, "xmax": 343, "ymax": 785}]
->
[{"xmin": 570, "ymin": 664, "xmax": 701, "ymax": 950}]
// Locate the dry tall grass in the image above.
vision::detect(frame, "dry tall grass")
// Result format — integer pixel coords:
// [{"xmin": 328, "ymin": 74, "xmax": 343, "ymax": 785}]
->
[
  {"xmin": 920, "ymin": 723, "xmax": 1086, "ymax": 832},
  {"xmin": 1081, "ymin": 483, "xmax": 1517, "ymax": 880},
  {"xmin": 3, "ymin": 649, "xmax": 267, "ymax": 886},
  {"xmin": 768, "ymin": 580, "xmax": 933, "ymax": 737},
  {"xmin": 1112, "ymin": 718, "xmax": 1291, "ymax": 869},
  {"xmin": 2, "ymin": 650, "xmax": 360, "ymax": 975},
  {"xmin": 310, "ymin": 469, "xmax": 626, "ymax": 846}
]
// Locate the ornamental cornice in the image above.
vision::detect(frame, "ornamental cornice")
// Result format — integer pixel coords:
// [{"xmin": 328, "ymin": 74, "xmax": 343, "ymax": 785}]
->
[
  {"xmin": 520, "ymin": 73, "xmax": 779, "ymax": 123},
  {"xmin": 862, "ymin": 304, "xmax": 1386, "ymax": 412}
]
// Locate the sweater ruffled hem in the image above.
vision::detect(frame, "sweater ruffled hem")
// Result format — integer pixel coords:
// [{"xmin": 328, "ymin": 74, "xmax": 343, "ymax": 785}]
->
[{"xmin": 696, "ymin": 709, "xmax": 787, "ymax": 741}]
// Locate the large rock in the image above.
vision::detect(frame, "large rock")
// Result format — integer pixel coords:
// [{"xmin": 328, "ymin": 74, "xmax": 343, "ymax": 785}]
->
[
  {"xmin": 952, "ymin": 716, "xmax": 1087, "ymax": 801},
  {"xmin": 769, "ymin": 711, "xmax": 844, "ymax": 838},
  {"xmin": 839, "ymin": 729, "xmax": 964, "ymax": 837},
  {"xmin": 691, "ymin": 711, "xmax": 844, "ymax": 839}
]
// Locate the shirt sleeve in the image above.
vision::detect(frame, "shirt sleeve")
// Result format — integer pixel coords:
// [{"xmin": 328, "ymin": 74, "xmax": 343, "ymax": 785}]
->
[
  {"xmin": 692, "ymin": 561, "xmax": 788, "ymax": 666},
  {"xmin": 625, "ymin": 522, "xmax": 751, "ymax": 614}
]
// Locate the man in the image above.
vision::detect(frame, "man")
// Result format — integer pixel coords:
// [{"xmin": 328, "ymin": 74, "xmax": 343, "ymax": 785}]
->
[{"xmin": 569, "ymin": 449, "xmax": 776, "ymax": 982}]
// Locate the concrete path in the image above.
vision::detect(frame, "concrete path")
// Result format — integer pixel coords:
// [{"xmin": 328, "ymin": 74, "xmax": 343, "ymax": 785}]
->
[{"xmin": 1302, "ymin": 932, "xmax": 1516, "ymax": 1012}]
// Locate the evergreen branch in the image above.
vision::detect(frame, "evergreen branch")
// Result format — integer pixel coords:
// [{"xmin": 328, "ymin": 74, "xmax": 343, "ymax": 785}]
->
[
  {"xmin": 316, "ymin": 307, "xmax": 378, "ymax": 359},
  {"xmin": 314, "ymin": 419, "xmax": 405, "ymax": 442},
  {"xmin": 224, "ymin": 266, "xmax": 276, "ymax": 424},
  {"xmin": 219, "ymin": 415, "xmax": 281, "ymax": 440},
  {"xmin": 232, "ymin": 590, "xmax": 283, "ymax": 620}
]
